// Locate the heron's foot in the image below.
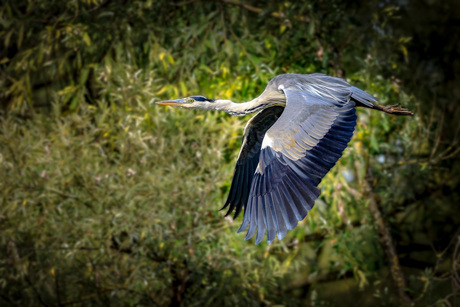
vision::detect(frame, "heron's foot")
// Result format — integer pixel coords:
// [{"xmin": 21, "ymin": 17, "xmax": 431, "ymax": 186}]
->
[{"xmin": 380, "ymin": 104, "xmax": 414, "ymax": 116}]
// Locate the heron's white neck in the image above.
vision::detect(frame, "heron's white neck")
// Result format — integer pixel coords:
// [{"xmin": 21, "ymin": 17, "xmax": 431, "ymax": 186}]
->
[{"xmin": 210, "ymin": 97, "xmax": 282, "ymax": 116}]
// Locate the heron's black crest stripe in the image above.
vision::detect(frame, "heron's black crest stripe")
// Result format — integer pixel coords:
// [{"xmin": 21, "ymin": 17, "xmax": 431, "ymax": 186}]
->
[{"xmin": 190, "ymin": 95, "xmax": 214, "ymax": 102}]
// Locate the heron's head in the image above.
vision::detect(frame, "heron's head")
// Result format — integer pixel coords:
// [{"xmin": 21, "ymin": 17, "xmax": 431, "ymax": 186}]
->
[{"xmin": 155, "ymin": 95, "xmax": 216, "ymax": 110}]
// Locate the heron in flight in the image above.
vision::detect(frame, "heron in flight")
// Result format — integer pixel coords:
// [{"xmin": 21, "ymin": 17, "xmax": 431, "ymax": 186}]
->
[{"xmin": 156, "ymin": 73, "xmax": 413, "ymax": 244}]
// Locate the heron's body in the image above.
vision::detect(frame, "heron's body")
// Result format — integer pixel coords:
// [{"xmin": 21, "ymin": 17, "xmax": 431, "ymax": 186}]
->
[{"xmin": 156, "ymin": 73, "xmax": 412, "ymax": 244}]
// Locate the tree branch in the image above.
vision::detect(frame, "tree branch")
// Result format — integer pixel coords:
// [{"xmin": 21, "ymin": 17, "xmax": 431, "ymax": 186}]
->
[
  {"xmin": 286, "ymin": 270, "xmax": 354, "ymax": 292},
  {"xmin": 363, "ymin": 172, "xmax": 412, "ymax": 306},
  {"xmin": 212, "ymin": 0, "xmax": 311, "ymax": 22}
]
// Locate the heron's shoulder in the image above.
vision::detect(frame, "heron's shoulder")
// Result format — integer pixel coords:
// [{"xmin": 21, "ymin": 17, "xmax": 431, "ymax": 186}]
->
[
  {"xmin": 269, "ymin": 73, "xmax": 350, "ymax": 90},
  {"xmin": 267, "ymin": 73, "xmax": 353, "ymax": 104}
]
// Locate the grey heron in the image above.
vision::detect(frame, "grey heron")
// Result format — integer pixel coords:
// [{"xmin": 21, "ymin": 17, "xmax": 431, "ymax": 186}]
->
[{"xmin": 156, "ymin": 73, "xmax": 413, "ymax": 244}]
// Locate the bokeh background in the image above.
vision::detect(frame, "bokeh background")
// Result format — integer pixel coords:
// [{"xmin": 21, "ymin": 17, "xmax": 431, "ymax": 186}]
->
[{"xmin": 1, "ymin": 0, "xmax": 459, "ymax": 306}]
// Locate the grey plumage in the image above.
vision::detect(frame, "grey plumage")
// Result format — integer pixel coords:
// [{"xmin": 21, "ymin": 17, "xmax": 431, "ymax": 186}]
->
[{"xmin": 156, "ymin": 73, "xmax": 413, "ymax": 244}]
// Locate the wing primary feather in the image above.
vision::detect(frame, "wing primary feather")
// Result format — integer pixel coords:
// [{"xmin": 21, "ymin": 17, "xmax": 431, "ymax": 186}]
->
[
  {"xmin": 316, "ymin": 138, "xmax": 349, "ymax": 155},
  {"xmin": 237, "ymin": 194, "xmax": 253, "ymax": 233},
  {"xmin": 244, "ymin": 196, "xmax": 258, "ymax": 240},
  {"xmin": 296, "ymin": 155, "xmax": 328, "ymax": 176},
  {"xmin": 265, "ymin": 193, "xmax": 281, "ymax": 240},
  {"xmin": 231, "ymin": 166, "xmax": 245, "ymax": 211},
  {"xmin": 260, "ymin": 168, "xmax": 267, "ymax": 196},
  {"xmin": 273, "ymin": 195, "xmax": 288, "ymax": 240},
  {"xmin": 233, "ymin": 163, "xmax": 250, "ymax": 219},
  {"xmin": 263, "ymin": 196, "xmax": 276, "ymax": 244},
  {"xmin": 255, "ymin": 173, "xmax": 263, "ymax": 197},
  {"xmin": 220, "ymin": 189, "xmax": 233, "ymax": 211},
  {"xmin": 255, "ymin": 201, "xmax": 267, "ymax": 244},
  {"xmin": 320, "ymin": 131, "xmax": 350, "ymax": 144},
  {"xmin": 284, "ymin": 158, "xmax": 311, "ymax": 181},
  {"xmin": 325, "ymin": 128, "xmax": 355, "ymax": 139},
  {"xmin": 289, "ymin": 171, "xmax": 318, "ymax": 210},
  {"xmin": 266, "ymin": 194, "xmax": 286, "ymax": 240},
  {"xmin": 283, "ymin": 176, "xmax": 309, "ymax": 218},
  {"xmin": 289, "ymin": 157, "xmax": 322, "ymax": 179},
  {"xmin": 262, "ymin": 167, "xmax": 270, "ymax": 196},
  {"xmin": 224, "ymin": 166, "xmax": 243, "ymax": 216},
  {"xmin": 274, "ymin": 186, "xmax": 298, "ymax": 230},
  {"xmin": 278, "ymin": 183, "xmax": 303, "ymax": 221},
  {"xmin": 303, "ymin": 151, "xmax": 331, "ymax": 172},
  {"xmin": 309, "ymin": 146, "xmax": 339, "ymax": 163},
  {"xmin": 221, "ymin": 167, "xmax": 240, "ymax": 212}
]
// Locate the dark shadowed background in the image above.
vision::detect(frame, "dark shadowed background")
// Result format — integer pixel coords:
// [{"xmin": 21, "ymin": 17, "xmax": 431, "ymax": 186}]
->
[{"xmin": 1, "ymin": 0, "xmax": 459, "ymax": 306}]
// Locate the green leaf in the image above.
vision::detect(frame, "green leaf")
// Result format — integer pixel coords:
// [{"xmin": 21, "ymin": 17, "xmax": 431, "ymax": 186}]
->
[{"xmin": 83, "ymin": 32, "xmax": 91, "ymax": 46}]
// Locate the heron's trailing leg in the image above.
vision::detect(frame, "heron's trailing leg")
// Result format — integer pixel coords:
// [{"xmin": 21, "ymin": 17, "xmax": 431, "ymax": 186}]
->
[
  {"xmin": 355, "ymin": 100, "xmax": 413, "ymax": 116},
  {"xmin": 374, "ymin": 103, "xmax": 413, "ymax": 116},
  {"xmin": 357, "ymin": 101, "xmax": 414, "ymax": 116}
]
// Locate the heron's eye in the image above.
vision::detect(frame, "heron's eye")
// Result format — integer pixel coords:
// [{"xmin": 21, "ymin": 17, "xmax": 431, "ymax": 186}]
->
[{"xmin": 186, "ymin": 98, "xmax": 194, "ymax": 103}]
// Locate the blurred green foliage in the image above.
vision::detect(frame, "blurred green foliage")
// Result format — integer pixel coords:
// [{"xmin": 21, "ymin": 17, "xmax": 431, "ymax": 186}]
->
[{"xmin": 1, "ymin": 0, "xmax": 459, "ymax": 306}]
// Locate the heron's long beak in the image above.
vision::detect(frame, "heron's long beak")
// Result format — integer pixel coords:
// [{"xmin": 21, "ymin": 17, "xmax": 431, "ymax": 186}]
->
[{"xmin": 155, "ymin": 98, "xmax": 189, "ymax": 106}]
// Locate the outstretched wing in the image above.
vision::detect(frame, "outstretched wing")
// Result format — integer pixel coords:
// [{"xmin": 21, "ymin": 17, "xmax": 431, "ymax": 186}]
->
[
  {"xmin": 221, "ymin": 106, "xmax": 285, "ymax": 219},
  {"xmin": 238, "ymin": 86, "xmax": 359, "ymax": 244}
]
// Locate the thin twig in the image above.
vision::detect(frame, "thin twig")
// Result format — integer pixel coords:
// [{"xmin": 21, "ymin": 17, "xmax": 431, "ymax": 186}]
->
[
  {"xmin": 45, "ymin": 187, "xmax": 79, "ymax": 199},
  {"xmin": 172, "ymin": 0, "xmax": 199, "ymax": 6},
  {"xmin": 429, "ymin": 109, "xmax": 444, "ymax": 161},
  {"xmin": 452, "ymin": 236, "xmax": 460, "ymax": 307}
]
